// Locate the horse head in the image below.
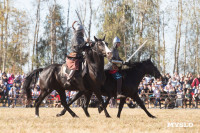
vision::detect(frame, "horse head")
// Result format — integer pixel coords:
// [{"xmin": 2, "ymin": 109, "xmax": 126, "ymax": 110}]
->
[
  {"xmin": 143, "ymin": 59, "xmax": 163, "ymax": 79},
  {"xmin": 93, "ymin": 36, "xmax": 111, "ymax": 58}
]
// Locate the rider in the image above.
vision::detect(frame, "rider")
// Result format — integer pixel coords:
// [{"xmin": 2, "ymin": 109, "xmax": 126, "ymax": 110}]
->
[
  {"xmin": 66, "ymin": 21, "xmax": 89, "ymax": 81},
  {"xmin": 105, "ymin": 36, "xmax": 126, "ymax": 99}
]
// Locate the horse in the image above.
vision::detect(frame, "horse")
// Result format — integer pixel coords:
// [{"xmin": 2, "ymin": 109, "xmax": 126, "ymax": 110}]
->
[
  {"xmin": 66, "ymin": 59, "xmax": 163, "ymax": 118},
  {"xmin": 22, "ymin": 36, "xmax": 112, "ymax": 118}
]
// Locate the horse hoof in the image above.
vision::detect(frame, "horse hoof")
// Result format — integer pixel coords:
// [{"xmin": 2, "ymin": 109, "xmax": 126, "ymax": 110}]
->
[
  {"xmin": 56, "ymin": 114, "xmax": 62, "ymax": 117},
  {"xmin": 106, "ymin": 115, "xmax": 111, "ymax": 118},
  {"xmin": 150, "ymin": 115, "xmax": 156, "ymax": 119},
  {"xmin": 35, "ymin": 115, "xmax": 40, "ymax": 118},
  {"xmin": 73, "ymin": 115, "xmax": 79, "ymax": 118},
  {"xmin": 98, "ymin": 107, "xmax": 103, "ymax": 114}
]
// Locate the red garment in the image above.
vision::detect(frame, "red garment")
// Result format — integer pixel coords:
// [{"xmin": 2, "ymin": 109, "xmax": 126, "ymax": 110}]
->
[
  {"xmin": 8, "ymin": 76, "xmax": 15, "ymax": 84},
  {"xmin": 191, "ymin": 78, "xmax": 199, "ymax": 87},
  {"xmin": 109, "ymin": 70, "xmax": 117, "ymax": 74},
  {"xmin": 56, "ymin": 95, "xmax": 60, "ymax": 101}
]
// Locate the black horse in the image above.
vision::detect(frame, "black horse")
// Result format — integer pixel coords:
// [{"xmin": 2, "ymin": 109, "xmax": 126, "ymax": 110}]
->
[
  {"xmin": 23, "ymin": 36, "xmax": 111, "ymax": 118},
  {"xmin": 66, "ymin": 59, "xmax": 163, "ymax": 118}
]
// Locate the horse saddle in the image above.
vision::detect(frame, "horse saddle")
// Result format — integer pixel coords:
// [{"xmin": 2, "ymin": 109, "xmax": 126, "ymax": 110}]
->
[{"xmin": 61, "ymin": 61, "xmax": 87, "ymax": 79}]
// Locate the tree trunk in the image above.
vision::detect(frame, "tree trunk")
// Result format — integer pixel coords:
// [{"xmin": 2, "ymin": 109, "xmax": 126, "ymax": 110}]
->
[
  {"xmin": 193, "ymin": 0, "xmax": 199, "ymax": 73},
  {"xmin": 184, "ymin": 23, "xmax": 188, "ymax": 75},
  {"xmin": 66, "ymin": 0, "xmax": 70, "ymax": 54},
  {"xmin": 33, "ymin": 0, "xmax": 41, "ymax": 69},
  {"xmin": 162, "ymin": 13, "xmax": 166, "ymax": 75},
  {"xmin": 176, "ymin": 0, "xmax": 182, "ymax": 74},
  {"xmin": 157, "ymin": 0, "xmax": 160, "ymax": 71},
  {"xmin": 2, "ymin": 0, "xmax": 9, "ymax": 72},
  {"xmin": 50, "ymin": 2, "xmax": 56, "ymax": 64},
  {"xmin": 88, "ymin": 0, "xmax": 92, "ymax": 40}
]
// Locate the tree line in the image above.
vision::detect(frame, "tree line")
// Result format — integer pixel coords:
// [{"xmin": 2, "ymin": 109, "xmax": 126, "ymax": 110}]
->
[{"xmin": 0, "ymin": 0, "xmax": 200, "ymax": 75}]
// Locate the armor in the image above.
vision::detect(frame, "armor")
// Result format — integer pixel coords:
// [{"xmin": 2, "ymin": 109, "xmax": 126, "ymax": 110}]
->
[
  {"xmin": 75, "ymin": 24, "xmax": 84, "ymax": 31},
  {"xmin": 113, "ymin": 36, "xmax": 121, "ymax": 44},
  {"xmin": 104, "ymin": 37, "xmax": 122, "ymax": 70}
]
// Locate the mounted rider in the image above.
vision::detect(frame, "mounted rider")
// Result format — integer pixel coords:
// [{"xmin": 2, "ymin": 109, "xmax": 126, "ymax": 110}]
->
[
  {"xmin": 66, "ymin": 21, "xmax": 90, "ymax": 81},
  {"xmin": 105, "ymin": 36, "xmax": 126, "ymax": 99}
]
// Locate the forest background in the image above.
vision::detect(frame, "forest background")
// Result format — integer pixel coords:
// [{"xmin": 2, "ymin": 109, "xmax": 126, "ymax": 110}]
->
[{"xmin": 0, "ymin": 0, "xmax": 199, "ymax": 76}]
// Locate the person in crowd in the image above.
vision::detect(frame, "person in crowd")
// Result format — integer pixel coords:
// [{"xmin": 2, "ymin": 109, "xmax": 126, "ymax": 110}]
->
[
  {"xmin": 175, "ymin": 88, "xmax": 184, "ymax": 108},
  {"xmin": 32, "ymin": 86, "xmax": 40, "ymax": 100},
  {"xmin": 8, "ymin": 74, "xmax": 15, "ymax": 90},
  {"xmin": 0, "ymin": 85, "xmax": 8, "ymax": 107},
  {"xmin": 8, "ymin": 87, "xmax": 16, "ymax": 108},
  {"xmin": 185, "ymin": 89, "xmax": 193, "ymax": 108},
  {"xmin": 160, "ymin": 87, "xmax": 168, "ymax": 102},
  {"xmin": 193, "ymin": 86, "xmax": 199, "ymax": 108},
  {"xmin": 154, "ymin": 87, "xmax": 161, "ymax": 108},
  {"xmin": 2, "ymin": 72, "xmax": 8, "ymax": 86}
]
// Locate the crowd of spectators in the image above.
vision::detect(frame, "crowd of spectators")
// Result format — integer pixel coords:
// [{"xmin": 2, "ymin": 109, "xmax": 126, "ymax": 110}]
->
[
  {"xmin": 138, "ymin": 72, "xmax": 200, "ymax": 109},
  {"xmin": 1, "ymin": 69, "xmax": 200, "ymax": 109}
]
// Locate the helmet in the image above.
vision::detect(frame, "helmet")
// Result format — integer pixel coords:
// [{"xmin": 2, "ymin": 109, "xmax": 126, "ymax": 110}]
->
[
  {"xmin": 113, "ymin": 36, "xmax": 121, "ymax": 44},
  {"xmin": 75, "ymin": 24, "xmax": 84, "ymax": 31}
]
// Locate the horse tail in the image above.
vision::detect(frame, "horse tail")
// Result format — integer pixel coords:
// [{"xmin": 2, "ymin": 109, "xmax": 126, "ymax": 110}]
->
[{"xmin": 22, "ymin": 68, "xmax": 43, "ymax": 101}]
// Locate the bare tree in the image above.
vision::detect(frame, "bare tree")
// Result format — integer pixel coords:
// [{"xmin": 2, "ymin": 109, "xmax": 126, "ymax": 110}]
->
[
  {"xmin": 2, "ymin": 0, "xmax": 9, "ymax": 72},
  {"xmin": 32, "ymin": 0, "xmax": 41, "ymax": 70}
]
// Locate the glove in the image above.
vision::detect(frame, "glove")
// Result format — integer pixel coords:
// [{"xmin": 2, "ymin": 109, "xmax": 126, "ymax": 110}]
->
[{"xmin": 123, "ymin": 61, "xmax": 129, "ymax": 65}]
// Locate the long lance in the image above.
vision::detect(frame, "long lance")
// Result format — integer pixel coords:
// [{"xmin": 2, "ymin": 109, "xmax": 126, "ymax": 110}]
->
[
  {"xmin": 75, "ymin": 10, "xmax": 88, "ymax": 38},
  {"xmin": 126, "ymin": 40, "xmax": 148, "ymax": 62}
]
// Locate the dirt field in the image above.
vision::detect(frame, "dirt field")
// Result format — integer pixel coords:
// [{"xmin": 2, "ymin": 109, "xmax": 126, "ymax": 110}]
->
[{"xmin": 0, "ymin": 107, "xmax": 199, "ymax": 133}]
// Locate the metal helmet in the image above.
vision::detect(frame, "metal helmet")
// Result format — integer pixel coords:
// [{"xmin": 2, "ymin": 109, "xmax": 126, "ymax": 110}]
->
[
  {"xmin": 75, "ymin": 24, "xmax": 84, "ymax": 31},
  {"xmin": 113, "ymin": 36, "xmax": 121, "ymax": 44}
]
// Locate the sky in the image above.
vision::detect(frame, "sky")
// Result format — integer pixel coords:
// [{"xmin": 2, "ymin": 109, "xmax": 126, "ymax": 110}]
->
[{"xmin": 12, "ymin": 0, "xmax": 177, "ymax": 74}]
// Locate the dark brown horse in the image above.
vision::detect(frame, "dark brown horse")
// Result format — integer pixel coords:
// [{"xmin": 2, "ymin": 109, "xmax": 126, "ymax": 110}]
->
[
  {"xmin": 66, "ymin": 59, "xmax": 163, "ymax": 118},
  {"xmin": 23, "ymin": 36, "xmax": 111, "ymax": 118}
]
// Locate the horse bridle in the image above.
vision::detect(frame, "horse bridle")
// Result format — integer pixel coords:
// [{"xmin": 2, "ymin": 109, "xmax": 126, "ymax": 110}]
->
[{"xmin": 90, "ymin": 40, "xmax": 106, "ymax": 57}]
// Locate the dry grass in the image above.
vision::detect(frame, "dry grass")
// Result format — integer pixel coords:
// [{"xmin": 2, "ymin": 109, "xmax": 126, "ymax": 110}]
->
[{"xmin": 0, "ymin": 107, "xmax": 200, "ymax": 133}]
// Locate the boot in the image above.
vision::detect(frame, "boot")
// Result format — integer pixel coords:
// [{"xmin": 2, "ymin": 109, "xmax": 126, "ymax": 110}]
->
[{"xmin": 117, "ymin": 78, "xmax": 125, "ymax": 99}]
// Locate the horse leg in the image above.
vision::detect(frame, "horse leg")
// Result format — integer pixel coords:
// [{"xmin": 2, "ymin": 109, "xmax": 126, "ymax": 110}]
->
[
  {"xmin": 98, "ymin": 96, "xmax": 111, "ymax": 114},
  {"xmin": 56, "ymin": 91, "xmax": 84, "ymax": 117},
  {"xmin": 117, "ymin": 98, "xmax": 126, "ymax": 118},
  {"xmin": 82, "ymin": 91, "xmax": 92, "ymax": 117},
  {"xmin": 35, "ymin": 90, "xmax": 50, "ymax": 117},
  {"xmin": 133, "ymin": 94, "xmax": 156, "ymax": 118},
  {"xmin": 57, "ymin": 89, "xmax": 78, "ymax": 118},
  {"xmin": 93, "ymin": 89, "xmax": 111, "ymax": 118}
]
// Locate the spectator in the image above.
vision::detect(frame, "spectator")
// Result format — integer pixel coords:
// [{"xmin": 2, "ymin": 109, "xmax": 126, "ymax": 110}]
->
[
  {"xmin": 0, "ymin": 85, "xmax": 8, "ymax": 107},
  {"xmin": 32, "ymin": 87, "xmax": 39, "ymax": 99},
  {"xmin": 154, "ymin": 87, "xmax": 161, "ymax": 108},
  {"xmin": 160, "ymin": 87, "xmax": 168, "ymax": 102},
  {"xmin": 140, "ymin": 90, "xmax": 147, "ymax": 104},
  {"xmin": 8, "ymin": 74, "xmax": 15, "ymax": 85},
  {"xmin": 171, "ymin": 77, "xmax": 179, "ymax": 87},
  {"xmin": 164, "ymin": 82, "xmax": 173, "ymax": 93},
  {"xmin": 185, "ymin": 89, "xmax": 192, "ymax": 108},
  {"xmin": 175, "ymin": 89, "xmax": 184, "ymax": 108},
  {"xmin": 191, "ymin": 77, "xmax": 200, "ymax": 88},
  {"xmin": 8, "ymin": 87, "xmax": 16, "ymax": 108},
  {"xmin": 54, "ymin": 92, "xmax": 61, "ymax": 108},
  {"xmin": 2, "ymin": 72, "xmax": 8, "ymax": 86}
]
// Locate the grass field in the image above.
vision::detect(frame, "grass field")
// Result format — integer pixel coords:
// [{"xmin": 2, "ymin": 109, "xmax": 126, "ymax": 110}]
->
[{"xmin": 0, "ymin": 107, "xmax": 199, "ymax": 133}]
